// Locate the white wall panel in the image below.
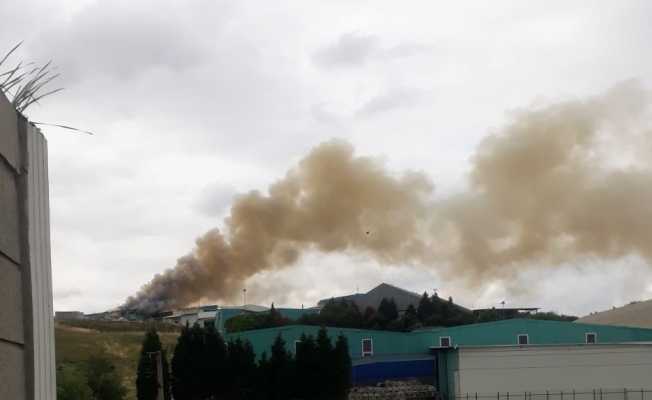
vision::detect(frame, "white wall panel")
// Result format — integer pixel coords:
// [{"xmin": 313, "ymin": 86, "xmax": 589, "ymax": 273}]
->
[
  {"xmin": 456, "ymin": 345, "xmax": 652, "ymax": 397},
  {"xmin": 26, "ymin": 124, "xmax": 56, "ymax": 400}
]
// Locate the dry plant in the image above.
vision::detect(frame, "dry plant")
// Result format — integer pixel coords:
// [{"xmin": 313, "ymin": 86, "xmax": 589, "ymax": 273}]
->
[{"xmin": 1, "ymin": 42, "xmax": 92, "ymax": 135}]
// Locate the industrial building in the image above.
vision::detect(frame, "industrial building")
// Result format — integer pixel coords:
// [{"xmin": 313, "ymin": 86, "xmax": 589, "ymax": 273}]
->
[{"xmin": 227, "ymin": 319, "xmax": 652, "ymax": 399}]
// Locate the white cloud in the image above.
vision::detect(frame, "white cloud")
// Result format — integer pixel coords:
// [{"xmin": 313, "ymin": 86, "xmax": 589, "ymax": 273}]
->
[{"xmin": 3, "ymin": 0, "xmax": 651, "ymax": 313}]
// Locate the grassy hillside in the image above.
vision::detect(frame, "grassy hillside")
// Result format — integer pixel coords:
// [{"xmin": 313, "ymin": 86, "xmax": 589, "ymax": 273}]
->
[{"xmin": 55, "ymin": 321, "xmax": 180, "ymax": 400}]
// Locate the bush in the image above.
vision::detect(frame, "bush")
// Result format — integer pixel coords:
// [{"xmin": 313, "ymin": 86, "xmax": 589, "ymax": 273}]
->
[{"xmin": 57, "ymin": 364, "xmax": 93, "ymax": 400}]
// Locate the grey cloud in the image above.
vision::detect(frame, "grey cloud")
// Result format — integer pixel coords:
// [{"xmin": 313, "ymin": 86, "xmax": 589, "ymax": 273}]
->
[
  {"xmin": 194, "ymin": 182, "xmax": 236, "ymax": 217},
  {"xmin": 28, "ymin": 1, "xmax": 210, "ymax": 83},
  {"xmin": 312, "ymin": 32, "xmax": 429, "ymax": 68},
  {"xmin": 54, "ymin": 288, "xmax": 83, "ymax": 301},
  {"xmin": 313, "ymin": 33, "xmax": 379, "ymax": 68},
  {"xmin": 356, "ymin": 87, "xmax": 424, "ymax": 117}
]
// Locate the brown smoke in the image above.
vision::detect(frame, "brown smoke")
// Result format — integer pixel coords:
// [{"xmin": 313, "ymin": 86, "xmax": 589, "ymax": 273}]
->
[{"xmin": 124, "ymin": 81, "xmax": 652, "ymax": 313}]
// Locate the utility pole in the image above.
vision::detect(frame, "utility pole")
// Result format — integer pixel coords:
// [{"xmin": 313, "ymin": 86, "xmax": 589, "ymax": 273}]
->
[{"xmin": 243, "ymin": 288, "xmax": 247, "ymax": 306}]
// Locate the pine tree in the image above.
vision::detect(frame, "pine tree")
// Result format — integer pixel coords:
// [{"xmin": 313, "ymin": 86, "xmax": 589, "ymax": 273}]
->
[
  {"xmin": 171, "ymin": 324, "xmax": 193, "ymax": 400},
  {"xmin": 269, "ymin": 334, "xmax": 294, "ymax": 400},
  {"xmin": 316, "ymin": 327, "xmax": 336, "ymax": 398},
  {"xmin": 295, "ymin": 333, "xmax": 319, "ymax": 399},
  {"xmin": 203, "ymin": 324, "xmax": 227, "ymax": 398},
  {"xmin": 136, "ymin": 328, "xmax": 170, "ymax": 400},
  {"xmin": 333, "ymin": 334, "xmax": 352, "ymax": 400},
  {"xmin": 417, "ymin": 292, "xmax": 434, "ymax": 324}
]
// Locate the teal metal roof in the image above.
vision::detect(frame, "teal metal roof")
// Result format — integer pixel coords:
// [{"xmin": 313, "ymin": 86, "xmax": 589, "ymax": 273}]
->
[
  {"xmin": 421, "ymin": 319, "xmax": 652, "ymax": 347},
  {"xmin": 225, "ymin": 319, "xmax": 652, "ymax": 361}
]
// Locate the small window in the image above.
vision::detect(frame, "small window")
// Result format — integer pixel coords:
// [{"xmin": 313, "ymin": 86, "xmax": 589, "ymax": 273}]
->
[
  {"xmin": 518, "ymin": 334, "xmax": 529, "ymax": 345},
  {"xmin": 362, "ymin": 338, "xmax": 373, "ymax": 357},
  {"xmin": 439, "ymin": 336, "xmax": 451, "ymax": 348},
  {"xmin": 586, "ymin": 333, "xmax": 597, "ymax": 344},
  {"xmin": 294, "ymin": 340, "xmax": 302, "ymax": 354}
]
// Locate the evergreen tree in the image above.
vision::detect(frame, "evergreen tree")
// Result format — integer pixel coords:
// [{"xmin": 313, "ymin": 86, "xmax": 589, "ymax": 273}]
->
[
  {"xmin": 316, "ymin": 327, "xmax": 336, "ymax": 398},
  {"xmin": 294, "ymin": 334, "xmax": 319, "ymax": 399},
  {"xmin": 269, "ymin": 334, "xmax": 294, "ymax": 400},
  {"xmin": 136, "ymin": 328, "xmax": 170, "ymax": 400},
  {"xmin": 401, "ymin": 304, "xmax": 419, "ymax": 330},
  {"xmin": 203, "ymin": 324, "xmax": 227, "ymax": 399},
  {"xmin": 227, "ymin": 338, "xmax": 258, "ymax": 399},
  {"xmin": 333, "ymin": 334, "xmax": 352, "ymax": 400},
  {"xmin": 171, "ymin": 324, "xmax": 194, "ymax": 400},
  {"xmin": 417, "ymin": 292, "xmax": 434, "ymax": 323},
  {"xmin": 362, "ymin": 306, "xmax": 377, "ymax": 328}
]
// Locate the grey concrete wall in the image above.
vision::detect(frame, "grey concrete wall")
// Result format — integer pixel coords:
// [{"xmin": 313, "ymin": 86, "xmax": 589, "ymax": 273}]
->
[{"xmin": 0, "ymin": 92, "xmax": 56, "ymax": 400}]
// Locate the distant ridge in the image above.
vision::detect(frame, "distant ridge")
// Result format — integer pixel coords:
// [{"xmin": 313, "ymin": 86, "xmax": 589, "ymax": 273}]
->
[{"xmin": 577, "ymin": 298, "xmax": 652, "ymax": 329}]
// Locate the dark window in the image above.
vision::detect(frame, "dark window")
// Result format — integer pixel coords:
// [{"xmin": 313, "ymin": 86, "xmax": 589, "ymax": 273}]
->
[
  {"xmin": 294, "ymin": 340, "xmax": 302, "ymax": 354},
  {"xmin": 439, "ymin": 336, "xmax": 451, "ymax": 347},
  {"xmin": 362, "ymin": 338, "xmax": 373, "ymax": 357},
  {"xmin": 586, "ymin": 333, "xmax": 597, "ymax": 344},
  {"xmin": 518, "ymin": 334, "xmax": 529, "ymax": 345}
]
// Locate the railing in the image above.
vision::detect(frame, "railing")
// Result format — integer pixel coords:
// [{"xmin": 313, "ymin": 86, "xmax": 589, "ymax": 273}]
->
[{"xmin": 455, "ymin": 389, "xmax": 652, "ymax": 400}]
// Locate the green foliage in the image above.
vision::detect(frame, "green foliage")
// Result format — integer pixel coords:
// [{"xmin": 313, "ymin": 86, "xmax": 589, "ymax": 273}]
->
[
  {"xmin": 528, "ymin": 312, "xmax": 578, "ymax": 322},
  {"xmin": 86, "ymin": 355, "xmax": 128, "ymax": 400},
  {"xmin": 224, "ymin": 304, "xmax": 291, "ymax": 333},
  {"xmin": 170, "ymin": 325, "xmax": 193, "ymax": 400},
  {"xmin": 57, "ymin": 364, "xmax": 93, "ymax": 400},
  {"xmin": 333, "ymin": 334, "xmax": 352, "ymax": 399},
  {"xmin": 136, "ymin": 328, "xmax": 170, "ymax": 400},
  {"xmin": 58, "ymin": 319, "xmax": 181, "ymax": 333},
  {"xmin": 226, "ymin": 338, "xmax": 258, "ymax": 399},
  {"xmin": 203, "ymin": 324, "xmax": 228, "ymax": 398},
  {"xmin": 269, "ymin": 334, "xmax": 294, "ymax": 400}
]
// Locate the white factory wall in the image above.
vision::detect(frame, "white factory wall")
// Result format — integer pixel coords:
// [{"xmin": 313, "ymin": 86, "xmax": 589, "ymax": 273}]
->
[{"xmin": 455, "ymin": 344, "xmax": 652, "ymax": 397}]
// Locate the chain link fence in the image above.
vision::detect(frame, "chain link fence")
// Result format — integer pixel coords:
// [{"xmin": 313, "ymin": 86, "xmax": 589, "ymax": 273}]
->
[{"xmin": 455, "ymin": 389, "xmax": 652, "ymax": 400}]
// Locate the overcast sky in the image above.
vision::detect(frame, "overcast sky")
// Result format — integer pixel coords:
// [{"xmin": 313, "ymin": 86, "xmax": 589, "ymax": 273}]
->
[{"xmin": 3, "ymin": 0, "xmax": 652, "ymax": 315}]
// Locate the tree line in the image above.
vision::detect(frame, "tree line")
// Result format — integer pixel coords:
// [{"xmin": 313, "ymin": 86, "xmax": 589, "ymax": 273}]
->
[
  {"xmin": 227, "ymin": 293, "xmax": 577, "ymax": 334},
  {"xmin": 136, "ymin": 324, "xmax": 351, "ymax": 400}
]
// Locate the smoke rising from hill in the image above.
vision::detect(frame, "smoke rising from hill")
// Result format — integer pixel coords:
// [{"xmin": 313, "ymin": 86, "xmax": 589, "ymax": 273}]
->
[{"xmin": 124, "ymin": 81, "xmax": 652, "ymax": 313}]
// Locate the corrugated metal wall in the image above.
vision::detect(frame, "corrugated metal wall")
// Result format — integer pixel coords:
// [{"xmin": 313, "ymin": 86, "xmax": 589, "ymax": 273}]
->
[{"xmin": 26, "ymin": 124, "xmax": 56, "ymax": 400}]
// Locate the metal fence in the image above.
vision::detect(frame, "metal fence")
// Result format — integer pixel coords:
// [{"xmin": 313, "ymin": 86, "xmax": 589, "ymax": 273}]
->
[{"xmin": 455, "ymin": 389, "xmax": 652, "ymax": 400}]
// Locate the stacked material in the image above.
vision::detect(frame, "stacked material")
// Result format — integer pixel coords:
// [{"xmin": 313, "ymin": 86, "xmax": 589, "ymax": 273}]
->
[{"xmin": 349, "ymin": 380, "xmax": 438, "ymax": 400}]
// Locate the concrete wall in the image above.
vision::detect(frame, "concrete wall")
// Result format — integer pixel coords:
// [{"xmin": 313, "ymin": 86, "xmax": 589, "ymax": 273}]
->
[
  {"xmin": 454, "ymin": 344, "xmax": 652, "ymax": 397},
  {"xmin": 0, "ymin": 92, "xmax": 56, "ymax": 400}
]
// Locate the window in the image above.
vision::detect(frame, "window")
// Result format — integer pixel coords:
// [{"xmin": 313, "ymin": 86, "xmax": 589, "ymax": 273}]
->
[
  {"xmin": 439, "ymin": 336, "xmax": 451, "ymax": 348},
  {"xmin": 294, "ymin": 340, "xmax": 302, "ymax": 354},
  {"xmin": 586, "ymin": 332, "xmax": 597, "ymax": 344},
  {"xmin": 361, "ymin": 338, "xmax": 373, "ymax": 357},
  {"xmin": 517, "ymin": 334, "xmax": 529, "ymax": 345}
]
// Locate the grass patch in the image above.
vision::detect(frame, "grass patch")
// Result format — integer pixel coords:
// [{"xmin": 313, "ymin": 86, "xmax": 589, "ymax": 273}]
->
[{"xmin": 56, "ymin": 321, "xmax": 179, "ymax": 400}]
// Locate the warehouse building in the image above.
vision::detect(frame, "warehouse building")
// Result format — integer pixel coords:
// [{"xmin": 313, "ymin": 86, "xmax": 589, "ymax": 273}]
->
[{"xmin": 228, "ymin": 319, "xmax": 652, "ymax": 399}]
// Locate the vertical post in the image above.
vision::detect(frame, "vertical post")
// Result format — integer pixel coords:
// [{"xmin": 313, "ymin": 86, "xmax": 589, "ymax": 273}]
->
[
  {"xmin": 600, "ymin": 388, "xmax": 603, "ymax": 400},
  {"xmin": 547, "ymin": 390, "xmax": 550, "ymax": 400},
  {"xmin": 573, "ymin": 389, "xmax": 576, "ymax": 400},
  {"xmin": 625, "ymin": 388, "xmax": 628, "ymax": 400},
  {"xmin": 561, "ymin": 391, "xmax": 564, "ymax": 400}
]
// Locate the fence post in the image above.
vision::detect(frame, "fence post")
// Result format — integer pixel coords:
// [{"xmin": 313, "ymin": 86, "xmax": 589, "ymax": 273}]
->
[
  {"xmin": 476, "ymin": 393, "xmax": 478, "ymax": 400},
  {"xmin": 624, "ymin": 388, "xmax": 627, "ymax": 400},
  {"xmin": 507, "ymin": 392, "xmax": 510, "ymax": 400},
  {"xmin": 600, "ymin": 388, "xmax": 603, "ymax": 400},
  {"xmin": 547, "ymin": 390, "xmax": 550, "ymax": 400},
  {"xmin": 561, "ymin": 390, "xmax": 564, "ymax": 400},
  {"xmin": 573, "ymin": 390, "xmax": 576, "ymax": 400},
  {"xmin": 467, "ymin": 393, "xmax": 470, "ymax": 400}
]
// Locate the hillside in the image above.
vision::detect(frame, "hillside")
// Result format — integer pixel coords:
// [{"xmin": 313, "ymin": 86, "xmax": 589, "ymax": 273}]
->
[
  {"xmin": 55, "ymin": 321, "xmax": 180, "ymax": 400},
  {"xmin": 577, "ymin": 298, "xmax": 652, "ymax": 329}
]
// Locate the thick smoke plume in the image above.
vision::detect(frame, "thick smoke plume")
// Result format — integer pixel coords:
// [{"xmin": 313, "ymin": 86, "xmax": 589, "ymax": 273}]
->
[{"xmin": 124, "ymin": 81, "xmax": 652, "ymax": 314}]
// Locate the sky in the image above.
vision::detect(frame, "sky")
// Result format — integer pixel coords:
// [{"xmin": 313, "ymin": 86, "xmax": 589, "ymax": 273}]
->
[{"xmin": 3, "ymin": 0, "xmax": 652, "ymax": 316}]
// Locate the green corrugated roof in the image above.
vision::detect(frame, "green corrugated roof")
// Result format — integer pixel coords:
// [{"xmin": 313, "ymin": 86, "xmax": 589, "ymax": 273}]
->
[{"xmin": 226, "ymin": 319, "xmax": 652, "ymax": 361}]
